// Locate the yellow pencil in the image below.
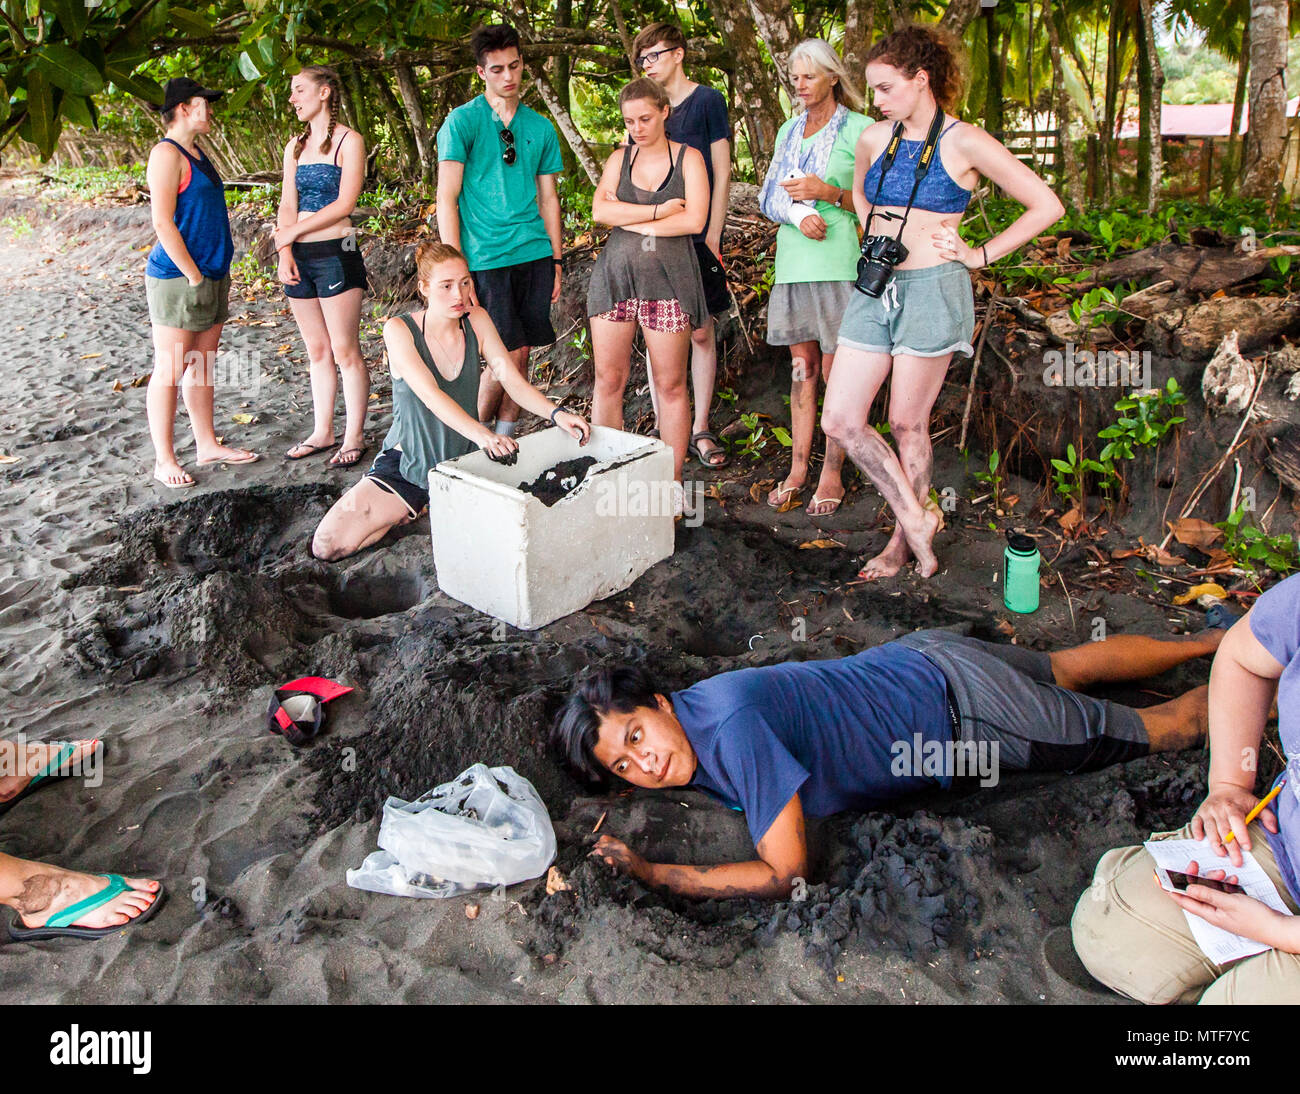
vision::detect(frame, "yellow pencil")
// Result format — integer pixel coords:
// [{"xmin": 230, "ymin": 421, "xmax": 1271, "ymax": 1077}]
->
[{"xmin": 1223, "ymin": 779, "xmax": 1286, "ymax": 845}]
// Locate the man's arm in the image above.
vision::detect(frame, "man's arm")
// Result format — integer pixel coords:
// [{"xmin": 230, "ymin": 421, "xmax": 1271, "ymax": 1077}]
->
[
  {"xmin": 593, "ymin": 792, "xmax": 808, "ymax": 899},
  {"xmin": 435, "ymin": 159, "xmax": 465, "ymax": 252},
  {"xmin": 536, "ymin": 172, "xmax": 563, "ymax": 303},
  {"xmin": 706, "ymin": 136, "xmax": 731, "ymax": 258}
]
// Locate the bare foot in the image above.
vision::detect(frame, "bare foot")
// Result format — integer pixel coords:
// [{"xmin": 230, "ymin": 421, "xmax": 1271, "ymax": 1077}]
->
[
  {"xmin": 0, "ymin": 738, "xmax": 99, "ymax": 802},
  {"xmin": 15, "ymin": 869, "xmax": 161, "ymax": 930},
  {"xmin": 195, "ymin": 443, "xmax": 259, "ymax": 466},
  {"xmin": 768, "ymin": 469, "xmax": 806, "ymax": 508},
  {"xmin": 902, "ymin": 504, "xmax": 943, "ymax": 578},
  {"xmin": 806, "ymin": 474, "xmax": 845, "ymax": 517},
  {"xmin": 153, "ymin": 460, "xmax": 195, "ymax": 488},
  {"xmin": 857, "ymin": 534, "xmax": 910, "ymax": 581}
]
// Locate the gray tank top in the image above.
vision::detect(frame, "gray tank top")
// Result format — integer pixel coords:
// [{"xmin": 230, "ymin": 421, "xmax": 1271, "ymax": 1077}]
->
[
  {"xmin": 382, "ymin": 312, "xmax": 480, "ymax": 486},
  {"xmin": 585, "ymin": 141, "xmax": 708, "ymax": 327}
]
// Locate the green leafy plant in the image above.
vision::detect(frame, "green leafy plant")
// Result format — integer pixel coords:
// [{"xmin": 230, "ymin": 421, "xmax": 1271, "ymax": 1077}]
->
[
  {"xmin": 1217, "ymin": 504, "xmax": 1300, "ymax": 578},
  {"xmin": 972, "ymin": 448, "xmax": 1003, "ymax": 510},
  {"xmin": 569, "ymin": 326, "xmax": 591, "ymax": 363},
  {"xmin": 1069, "ymin": 285, "xmax": 1123, "ymax": 334},
  {"xmin": 1050, "ymin": 444, "xmax": 1115, "ymax": 509},
  {"xmin": 1098, "ymin": 378, "xmax": 1187, "ymax": 462},
  {"xmin": 729, "ymin": 412, "xmax": 768, "ymax": 461},
  {"xmin": 715, "ymin": 387, "xmax": 738, "ymax": 406}
]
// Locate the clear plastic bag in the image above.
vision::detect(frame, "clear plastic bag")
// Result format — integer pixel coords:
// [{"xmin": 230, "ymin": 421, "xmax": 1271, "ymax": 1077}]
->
[{"xmin": 346, "ymin": 764, "xmax": 556, "ymax": 899}]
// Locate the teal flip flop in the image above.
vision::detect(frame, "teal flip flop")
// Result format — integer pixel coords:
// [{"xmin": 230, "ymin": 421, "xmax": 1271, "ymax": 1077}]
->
[
  {"xmin": 8, "ymin": 874, "xmax": 165, "ymax": 941},
  {"xmin": 0, "ymin": 740, "xmax": 99, "ymax": 818}
]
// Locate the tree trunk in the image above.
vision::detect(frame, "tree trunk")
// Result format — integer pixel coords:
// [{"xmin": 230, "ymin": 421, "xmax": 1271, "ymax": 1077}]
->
[
  {"xmin": 940, "ymin": 0, "xmax": 984, "ymax": 37},
  {"xmin": 342, "ymin": 62, "xmax": 376, "ymax": 156},
  {"xmin": 983, "ymin": 4, "xmax": 1003, "ymax": 138},
  {"xmin": 552, "ymin": 0, "xmax": 579, "ymax": 179},
  {"xmin": 1102, "ymin": 6, "xmax": 1125, "ymax": 204},
  {"xmin": 745, "ymin": 0, "xmax": 799, "ymax": 100},
  {"xmin": 1224, "ymin": 21, "xmax": 1249, "ymax": 196},
  {"xmin": 706, "ymin": 0, "xmax": 784, "ymax": 172},
  {"xmin": 1043, "ymin": 0, "xmax": 1083, "ymax": 211},
  {"xmin": 530, "ymin": 69, "xmax": 602, "ymax": 186},
  {"xmin": 369, "ymin": 69, "xmax": 420, "ymax": 179},
  {"xmin": 606, "ymin": 0, "xmax": 638, "ymax": 77},
  {"xmin": 1240, "ymin": 0, "xmax": 1289, "ymax": 202},
  {"xmin": 1135, "ymin": 0, "xmax": 1164, "ymax": 215},
  {"xmin": 841, "ymin": 0, "xmax": 873, "ymax": 88},
  {"xmin": 395, "ymin": 63, "xmax": 436, "ymax": 184}
]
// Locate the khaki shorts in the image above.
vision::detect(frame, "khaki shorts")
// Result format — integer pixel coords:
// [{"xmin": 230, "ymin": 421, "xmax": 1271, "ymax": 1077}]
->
[
  {"xmin": 146, "ymin": 273, "xmax": 231, "ymax": 332},
  {"xmin": 1071, "ymin": 819, "xmax": 1300, "ymax": 1004}
]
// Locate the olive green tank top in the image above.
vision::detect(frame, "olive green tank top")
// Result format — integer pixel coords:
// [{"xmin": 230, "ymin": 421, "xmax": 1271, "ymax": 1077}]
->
[{"xmin": 382, "ymin": 312, "xmax": 480, "ymax": 486}]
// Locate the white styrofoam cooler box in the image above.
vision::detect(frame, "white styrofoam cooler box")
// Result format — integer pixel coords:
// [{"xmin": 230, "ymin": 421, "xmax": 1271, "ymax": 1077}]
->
[{"xmin": 428, "ymin": 425, "xmax": 675, "ymax": 630}]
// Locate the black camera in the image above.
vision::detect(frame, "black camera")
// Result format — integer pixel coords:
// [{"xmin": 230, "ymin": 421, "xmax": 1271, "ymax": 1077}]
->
[{"xmin": 854, "ymin": 234, "xmax": 909, "ymax": 297}]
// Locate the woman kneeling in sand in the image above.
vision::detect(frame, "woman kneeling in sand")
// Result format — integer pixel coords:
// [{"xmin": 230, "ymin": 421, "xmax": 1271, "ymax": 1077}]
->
[{"xmin": 312, "ymin": 242, "xmax": 590, "ymax": 561}]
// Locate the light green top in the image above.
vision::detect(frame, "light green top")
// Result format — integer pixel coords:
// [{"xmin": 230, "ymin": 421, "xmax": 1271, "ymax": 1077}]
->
[{"xmin": 773, "ymin": 110, "xmax": 869, "ymax": 285}]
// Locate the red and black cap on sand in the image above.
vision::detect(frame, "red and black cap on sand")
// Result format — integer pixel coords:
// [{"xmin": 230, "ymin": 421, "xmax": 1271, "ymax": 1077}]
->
[{"xmin": 267, "ymin": 676, "xmax": 354, "ymax": 747}]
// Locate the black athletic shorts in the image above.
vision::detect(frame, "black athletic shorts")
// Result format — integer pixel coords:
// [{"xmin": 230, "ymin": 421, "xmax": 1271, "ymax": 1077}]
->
[
  {"xmin": 285, "ymin": 237, "xmax": 368, "ymax": 300},
  {"xmin": 471, "ymin": 255, "xmax": 556, "ymax": 352},
  {"xmin": 895, "ymin": 628, "xmax": 1149, "ymax": 773},
  {"xmin": 693, "ymin": 239, "xmax": 731, "ymax": 318},
  {"xmin": 364, "ymin": 448, "xmax": 428, "ymax": 519}
]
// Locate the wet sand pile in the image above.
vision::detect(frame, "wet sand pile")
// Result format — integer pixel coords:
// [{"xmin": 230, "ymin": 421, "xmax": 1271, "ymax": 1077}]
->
[{"xmin": 517, "ymin": 456, "xmax": 599, "ymax": 507}]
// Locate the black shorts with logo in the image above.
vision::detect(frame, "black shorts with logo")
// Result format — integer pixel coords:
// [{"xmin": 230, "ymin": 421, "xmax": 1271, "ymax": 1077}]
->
[
  {"xmin": 693, "ymin": 239, "xmax": 731, "ymax": 318},
  {"xmin": 471, "ymin": 255, "xmax": 556, "ymax": 352},
  {"xmin": 285, "ymin": 237, "xmax": 368, "ymax": 300}
]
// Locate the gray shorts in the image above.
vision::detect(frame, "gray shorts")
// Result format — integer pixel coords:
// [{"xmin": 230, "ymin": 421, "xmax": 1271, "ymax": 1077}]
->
[
  {"xmin": 767, "ymin": 279, "xmax": 854, "ymax": 355},
  {"xmin": 837, "ymin": 261, "xmax": 975, "ymax": 358},
  {"xmin": 895, "ymin": 628, "xmax": 1148, "ymax": 772},
  {"xmin": 146, "ymin": 273, "xmax": 231, "ymax": 332}
]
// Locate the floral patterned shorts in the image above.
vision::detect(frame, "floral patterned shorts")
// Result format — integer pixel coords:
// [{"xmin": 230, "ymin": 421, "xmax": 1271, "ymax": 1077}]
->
[{"xmin": 593, "ymin": 297, "xmax": 690, "ymax": 334}]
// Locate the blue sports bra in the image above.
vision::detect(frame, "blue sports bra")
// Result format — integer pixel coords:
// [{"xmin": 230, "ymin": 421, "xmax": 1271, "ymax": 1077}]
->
[
  {"xmin": 861, "ymin": 120, "xmax": 972, "ymax": 214},
  {"xmin": 295, "ymin": 131, "xmax": 348, "ymax": 213}
]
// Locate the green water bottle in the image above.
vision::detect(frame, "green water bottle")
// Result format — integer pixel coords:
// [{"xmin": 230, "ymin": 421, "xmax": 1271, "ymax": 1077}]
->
[{"xmin": 1003, "ymin": 531, "xmax": 1041, "ymax": 614}]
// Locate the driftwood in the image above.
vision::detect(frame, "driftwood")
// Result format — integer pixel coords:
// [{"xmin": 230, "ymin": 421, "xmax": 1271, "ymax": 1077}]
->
[
  {"xmin": 1144, "ymin": 294, "xmax": 1300, "ymax": 358},
  {"xmin": 1268, "ymin": 429, "xmax": 1300, "ymax": 495},
  {"xmin": 1083, "ymin": 241, "xmax": 1300, "ymax": 295}
]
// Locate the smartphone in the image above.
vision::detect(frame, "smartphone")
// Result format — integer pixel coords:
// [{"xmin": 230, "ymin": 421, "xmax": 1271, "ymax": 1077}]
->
[{"xmin": 1163, "ymin": 869, "xmax": 1245, "ymax": 895}]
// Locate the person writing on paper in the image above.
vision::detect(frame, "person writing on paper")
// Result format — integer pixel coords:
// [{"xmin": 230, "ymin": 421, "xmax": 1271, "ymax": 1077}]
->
[{"xmin": 1072, "ymin": 574, "xmax": 1300, "ymax": 1004}]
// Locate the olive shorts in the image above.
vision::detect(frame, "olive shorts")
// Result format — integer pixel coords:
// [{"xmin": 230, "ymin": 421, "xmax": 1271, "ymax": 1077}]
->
[
  {"xmin": 146, "ymin": 273, "xmax": 231, "ymax": 332},
  {"xmin": 836, "ymin": 260, "xmax": 975, "ymax": 358},
  {"xmin": 1071, "ymin": 819, "xmax": 1300, "ymax": 1004}
]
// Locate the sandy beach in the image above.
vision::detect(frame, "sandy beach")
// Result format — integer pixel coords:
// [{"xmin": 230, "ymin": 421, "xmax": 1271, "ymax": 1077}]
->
[{"xmin": 0, "ymin": 191, "xmax": 1228, "ymax": 1004}]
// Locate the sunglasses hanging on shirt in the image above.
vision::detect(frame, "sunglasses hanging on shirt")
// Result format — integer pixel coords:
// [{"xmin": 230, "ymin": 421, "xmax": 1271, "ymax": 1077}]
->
[{"xmin": 499, "ymin": 127, "xmax": 516, "ymax": 166}]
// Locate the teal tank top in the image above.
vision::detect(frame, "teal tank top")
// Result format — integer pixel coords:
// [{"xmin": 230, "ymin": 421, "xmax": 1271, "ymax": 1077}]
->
[{"xmin": 383, "ymin": 313, "xmax": 481, "ymax": 486}]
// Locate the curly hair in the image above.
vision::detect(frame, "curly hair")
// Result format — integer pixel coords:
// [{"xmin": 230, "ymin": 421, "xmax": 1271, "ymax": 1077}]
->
[
  {"xmin": 865, "ymin": 23, "xmax": 968, "ymax": 113},
  {"xmin": 292, "ymin": 65, "xmax": 343, "ymax": 161}
]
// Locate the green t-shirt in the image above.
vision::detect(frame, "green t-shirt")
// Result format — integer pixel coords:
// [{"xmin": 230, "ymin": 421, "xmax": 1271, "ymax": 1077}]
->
[
  {"xmin": 436, "ymin": 96, "xmax": 564, "ymax": 272},
  {"xmin": 773, "ymin": 110, "xmax": 869, "ymax": 285}
]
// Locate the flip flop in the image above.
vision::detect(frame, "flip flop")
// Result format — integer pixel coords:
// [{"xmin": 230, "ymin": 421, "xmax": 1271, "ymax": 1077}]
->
[
  {"xmin": 197, "ymin": 450, "xmax": 260, "ymax": 466},
  {"xmin": 0, "ymin": 740, "xmax": 101, "ymax": 818},
  {"xmin": 689, "ymin": 431, "xmax": 730, "ymax": 469},
  {"xmin": 8, "ymin": 874, "xmax": 165, "ymax": 942},
  {"xmin": 153, "ymin": 468, "xmax": 195, "ymax": 489},
  {"xmin": 767, "ymin": 484, "xmax": 800, "ymax": 509},
  {"xmin": 285, "ymin": 441, "xmax": 338, "ymax": 462},
  {"xmin": 330, "ymin": 445, "xmax": 367, "ymax": 468},
  {"xmin": 806, "ymin": 493, "xmax": 843, "ymax": 517}
]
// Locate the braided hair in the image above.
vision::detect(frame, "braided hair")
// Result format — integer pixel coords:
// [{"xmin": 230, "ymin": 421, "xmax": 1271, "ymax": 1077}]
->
[{"xmin": 292, "ymin": 65, "xmax": 344, "ymax": 160}]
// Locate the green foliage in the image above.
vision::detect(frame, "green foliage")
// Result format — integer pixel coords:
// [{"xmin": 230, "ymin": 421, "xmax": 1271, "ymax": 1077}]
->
[
  {"xmin": 714, "ymin": 387, "xmax": 737, "ymax": 406},
  {"xmin": 1069, "ymin": 285, "xmax": 1122, "ymax": 334},
  {"xmin": 729, "ymin": 412, "xmax": 768, "ymax": 461},
  {"xmin": 1217, "ymin": 503, "xmax": 1300, "ymax": 578},
  {"xmin": 1050, "ymin": 443, "xmax": 1115, "ymax": 508},
  {"xmin": 569, "ymin": 325, "xmax": 591, "ymax": 363},
  {"xmin": 972, "ymin": 448, "xmax": 1003, "ymax": 509},
  {"xmin": 1097, "ymin": 378, "xmax": 1187, "ymax": 462}
]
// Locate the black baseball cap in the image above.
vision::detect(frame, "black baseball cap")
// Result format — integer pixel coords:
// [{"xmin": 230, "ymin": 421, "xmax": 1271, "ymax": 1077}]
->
[{"xmin": 151, "ymin": 77, "xmax": 224, "ymax": 112}]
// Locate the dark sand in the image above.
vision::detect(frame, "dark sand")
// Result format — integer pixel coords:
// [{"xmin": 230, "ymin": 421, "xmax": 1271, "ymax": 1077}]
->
[{"xmin": 0, "ymin": 194, "xmax": 1224, "ymax": 1003}]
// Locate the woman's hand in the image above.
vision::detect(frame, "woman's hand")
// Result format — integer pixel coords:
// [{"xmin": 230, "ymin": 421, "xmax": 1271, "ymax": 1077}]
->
[
  {"xmin": 277, "ymin": 252, "xmax": 300, "ymax": 286},
  {"xmin": 476, "ymin": 427, "xmax": 518, "ymax": 463},
  {"xmin": 933, "ymin": 224, "xmax": 982, "ymax": 268},
  {"xmin": 654, "ymin": 197, "xmax": 686, "ymax": 220},
  {"xmin": 780, "ymin": 174, "xmax": 836, "ymax": 204},
  {"xmin": 272, "ymin": 225, "xmax": 296, "ymax": 252},
  {"xmin": 1165, "ymin": 860, "xmax": 1292, "ymax": 951},
  {"xmin": 553, "ymin": 410, "xmax": 591, "ymax": 445},
  {"xmin": 798, "ymin": 214, "xmax": 828, "ymax": 241},
  {"xmin": 1192, "ymin": 782, "xmax": 1279, "ymax": 867}
]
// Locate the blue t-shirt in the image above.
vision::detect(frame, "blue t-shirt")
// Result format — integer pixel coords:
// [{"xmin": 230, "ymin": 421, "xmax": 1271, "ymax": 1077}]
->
[
  {"xmin": 664, "ymin": 84, "xmax": 729, "ymax": 240},
  {"xmin": 671, "ymin": 645, "xmax": 954, "ymax": 846},
  {"xmin": 1251, "ymin": 575, "xmax": 1300, "ymax": 901},
  {"xmin": 436, "ymin": 96, "xmax": 564, "ymax": 272}
]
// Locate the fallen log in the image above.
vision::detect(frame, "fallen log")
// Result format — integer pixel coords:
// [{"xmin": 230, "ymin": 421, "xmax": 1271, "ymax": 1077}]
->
[{"xmin": 1083, "ymin": 242, "xmax": 1300, "ymax": 295}]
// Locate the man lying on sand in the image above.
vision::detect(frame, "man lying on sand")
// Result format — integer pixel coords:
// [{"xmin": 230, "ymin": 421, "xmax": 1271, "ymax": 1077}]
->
[
  {"xmin": 1072, "ymin": 575, "xmax": 1300, "ymax": 1004},
  {"xmin": 551, "ymin": 626, "xmax": 1222, "ymax": 900}
]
